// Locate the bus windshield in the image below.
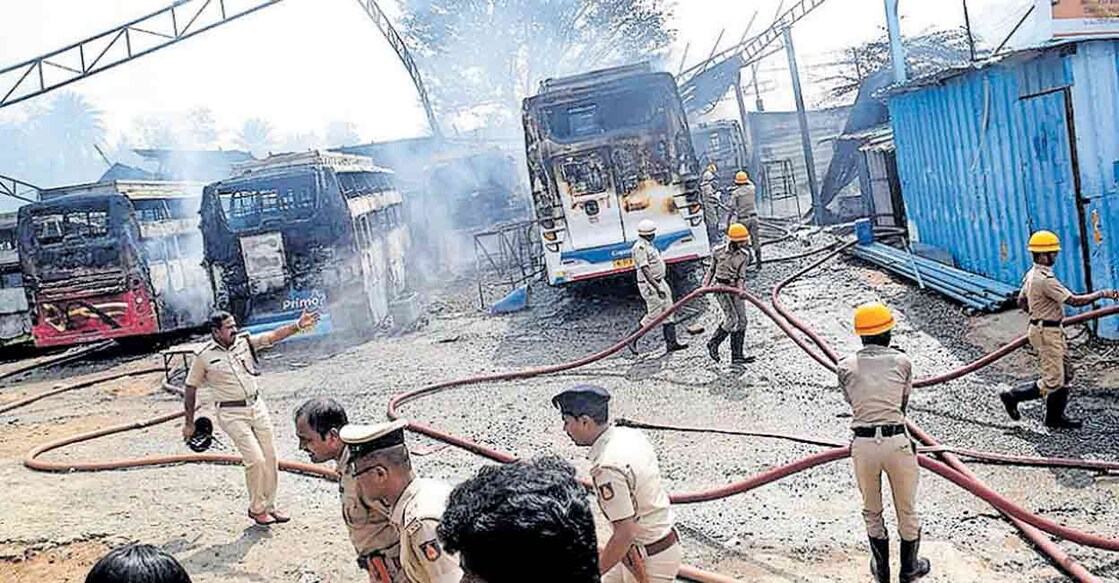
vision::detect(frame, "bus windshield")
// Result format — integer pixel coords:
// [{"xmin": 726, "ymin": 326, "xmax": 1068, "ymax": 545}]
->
[
  {"xmin": 215, "ymin": 172, "xmax": 318, "ymax": 231},
  {"xmin": 30, "ymin": 208, "xmax": 110, "ymax": 246},
  {"xmin": 540, "ymin": 87, "xmax": 670, "ymax": 142}
]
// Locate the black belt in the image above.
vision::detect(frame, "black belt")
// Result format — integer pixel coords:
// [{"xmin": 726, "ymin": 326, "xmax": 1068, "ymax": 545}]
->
[
  {"xmin": 217, "ymin": 395, "xmax": 257, "ymax": 408},
  {"xmin": 645, "ymin": 529, "xmax": 679, "ymax": 557},
  {"xmin": 1030, "ymin": 319, "xmax": 1063, "ymax": 328},
  {"xmin": 357, "ymin": 553, "xmax": 401, "ymax": 577},
  {"xmin": 715, "ymin": 278, "xmax": 735, "ymax": 285},
  {"xmin": 852, "ymin": 424, "xmax": 906, "ymax": 438}
]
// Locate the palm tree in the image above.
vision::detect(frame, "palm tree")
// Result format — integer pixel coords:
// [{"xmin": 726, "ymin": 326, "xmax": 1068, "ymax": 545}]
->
[
  {"xmin": 238, "ymin": 118, "xmax": 275, "ymax": 158},
  {"xmin": 29, "ymin": 92, "xmax": 106, "ymax": 186}
]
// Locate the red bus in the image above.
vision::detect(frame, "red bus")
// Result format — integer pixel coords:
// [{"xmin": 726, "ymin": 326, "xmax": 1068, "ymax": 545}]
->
[{"xmin": 17, "ymin": 181, "xmax": 211, "ymax": 348}]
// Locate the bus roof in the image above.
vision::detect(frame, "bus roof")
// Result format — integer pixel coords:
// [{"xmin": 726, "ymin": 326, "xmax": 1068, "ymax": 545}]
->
[
  {"xmin": 232, "ymin": 150, "xmax": 393, "ymax": 177},
  {"xmin": 39, "ymin": 180, "xmax": 204, "ymax": 202},
  {"xmin": 537, "ymin": 62, "xmax": 653, "ymax": 94}
]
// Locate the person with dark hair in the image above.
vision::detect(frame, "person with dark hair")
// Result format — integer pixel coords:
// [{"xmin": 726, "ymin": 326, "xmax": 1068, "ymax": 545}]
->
[
  {"xmin": 85, "ymin": 543, "xmax": 191, "ymax": 583},
  {"xmin": 840, "ymin": 303, "xmax": 929, "ymax": 582},
  {"xmin": 293, "ymin": 398, "xmax": 405, "ymax": 583},
  {"xmin": 437, "ymin": 456, "xmax": 600, "ymax": 583},
  {"xmin": 182, "ymin": 308, "xmax": 319, "ymax": 526},
  {"xmin": 999, "ymin": 230, "xmax": 1119, "ymax": 428},
  {"xmin": 552, "ymin": 385, "xmax": 681, "ymax": 582},
  {"xmin": 341, "ymin": 419, "xmax": 462, "ymax": 583}
]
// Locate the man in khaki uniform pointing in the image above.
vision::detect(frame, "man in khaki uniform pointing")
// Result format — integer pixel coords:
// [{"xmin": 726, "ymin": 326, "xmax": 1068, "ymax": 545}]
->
[
  {"xmin": 553, "ymin": 385, "xmax": 682, "ymax": 582},
  {"xmin": 183, "ymin": 308, "xmax": 319, "ymax": 525},
  {"xmin": 342, "ymin": 419, "xmax": 462, "ymax": 583},
  {"xmin": 999, "ymin": 230, "xmax": 1119, "ymax": 429},
  {"xmin": 294, "ymin": 398, "xmax": 405, "ymax": 582},
  {"xmin": 838, "ymin": 303, "xmax": 930, "ymax": 583}
]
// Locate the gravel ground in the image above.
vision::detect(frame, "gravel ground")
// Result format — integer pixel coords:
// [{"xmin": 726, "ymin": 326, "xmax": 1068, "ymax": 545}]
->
[{"xmin": 1, "ymin": 230, "xmax": 1117, "ymax": 582}]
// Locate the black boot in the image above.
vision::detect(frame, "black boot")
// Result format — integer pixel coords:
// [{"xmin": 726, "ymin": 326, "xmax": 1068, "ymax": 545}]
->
[
  {"xmin": 999, "ymin": 380, "xmax": 1042, "ymax": 421},
  {"xmin": 868, "ymin": 536, "xmax": 890, "ymax": 583},
  {"xmin": 899, "ymin": 535, "xmax": 931, "ymax": 582},
  {"xmin": 753, "ymin": 246, "xmax": 763, "ymax": 271},
  {"xmin": 730, "ymin": 331, "xmax": 754, "ymax": 365},
  {"xmin": 707, "ymin": 328, "xmax": 729, "ymax": 362},
  {"xmin": 1045, "ymin": 388, "xmax": 1082, "ymax": 429},
  {"xmin": 663, "ymin": 323, "xmax": 688, "ymax": 352}
]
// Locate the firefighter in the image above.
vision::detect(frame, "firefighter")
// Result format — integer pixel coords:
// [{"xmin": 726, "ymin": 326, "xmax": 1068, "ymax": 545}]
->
[
  {"xmin": 703, "ymin": 223, "xmax": 754, "ymax": 366},
  {"xmin": 294, "ymin": 398, "xmax": 405, "ymax": 582},
  {"xmin": 341, "ymin": 419, "xmax": 463, "ymax": 583},
  {"xmin": 699, "ymin": 162, "xmax": 723, "ymax": 246},
  {"xmin": 999, "ymin": 230, "xmax": 1119, "ymax": 429},
  {"xmin": 839, "ymin": 303, "xmax": 930, "ymax": 583},
  {"xmin": 628, "ymin": 219, "xmax": 688, "ymax": 355},
  {"xmin": 552, "ymin": 385, "xmax": 681, "ymax": 583},
  {"xmin": 727, "ymin": 171, "xmax": 763, "ymax": 271},
  {"xmin": 182, "ymin": 308, "xmax": 319, "ymax": 526}
]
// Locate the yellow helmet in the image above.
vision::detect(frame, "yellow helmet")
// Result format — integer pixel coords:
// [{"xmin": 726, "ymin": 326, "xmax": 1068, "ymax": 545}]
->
[
  {"xmin": 727, "ymin": 223, "xmax": 751, "ymax": 243},
  {"xmin": 853, "ymin": 302, "xmax": 895, "ymax": 336},
  {"xmin": 734, "ymin": 171, "xmax": 750, "ymax": 185},
  {"xmin": 1027, "ymin": 230, "xmax": 1061, "ymax": 253}
]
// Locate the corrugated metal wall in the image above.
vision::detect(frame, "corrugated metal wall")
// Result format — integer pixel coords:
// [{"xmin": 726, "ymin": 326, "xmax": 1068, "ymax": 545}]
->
[
  {"xmin": 889, "ymin": 40, "xmax": 1119, "ymax": 338},
  {"xmin": 1069, "ymin": 41, "xmax": 1119, "ymax": 338}
]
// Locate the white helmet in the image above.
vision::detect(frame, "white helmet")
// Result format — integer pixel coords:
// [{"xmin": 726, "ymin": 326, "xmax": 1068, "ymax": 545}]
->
[{"xmin": 637, "ymin": 219, "xmax": 657, "ymax": 235}]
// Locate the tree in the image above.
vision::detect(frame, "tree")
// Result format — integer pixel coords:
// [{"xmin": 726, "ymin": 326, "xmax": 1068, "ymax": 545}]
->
[
  {"xmin": 277, "ymin": 131, "xmax": 323, "ymax": 154},
  {"xmin": 237, "ymin": 118, "xmax": 275, "ymax": 158},
  {"xmin": 26, "ymin": 92, "xmax": 107, "ymax": 186},
  {"xmin": 400, "ymin": 0, "xmax": 675, "ymax": 131},
  {"xmin": 132, "ymin": 115, "xmax": 176, "ymax": 149},
  {"xmin": 818, "ymin": 27, "xmax": 978, "ymax": 106},
  {"xmin": 185, "ymin": 107, "xmax": 219, "ymax": 147}
]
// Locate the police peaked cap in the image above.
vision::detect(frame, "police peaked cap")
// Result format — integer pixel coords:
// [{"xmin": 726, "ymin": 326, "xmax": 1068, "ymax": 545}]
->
[
  {"xmin": 551, "ymin": 385, "xmax": 611, "ymax": 418},
  {"xmin": 340, "ymin": 419, "xmax": 408, "ymax": 459}
]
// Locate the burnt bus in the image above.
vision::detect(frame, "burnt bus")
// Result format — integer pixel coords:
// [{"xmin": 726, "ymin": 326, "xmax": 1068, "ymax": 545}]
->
[
  {"xmin": 0, "ymin": 211, "xmax": 30, "ymax": 347},
  {"xmin": 522, "ymin": 62, "xmax": 709, "ymax": 285},
  {"xmin": 200, "ymin": 151, "xmax": 409, "ymax": 336},
  {"xmin": 16, "ymin": 182, "xmax": 211, "ymax": 348}
]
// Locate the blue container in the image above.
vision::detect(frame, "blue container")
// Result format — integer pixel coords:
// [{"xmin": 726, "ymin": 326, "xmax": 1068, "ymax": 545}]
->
[{"xmin": 854, "ymin": 218, "xmax": 874, "ymax": 245}]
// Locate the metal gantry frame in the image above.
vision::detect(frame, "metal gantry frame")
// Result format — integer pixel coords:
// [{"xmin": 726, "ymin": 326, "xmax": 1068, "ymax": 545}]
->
[
  {"xmin": 0, "ymin": 0, "xmax": 283, "ymax": 109},
  {"xmin": 473, "ymin": 220, "xmax": 544, "ymax": 310},
  {"xmin": 0, "ymin": 0, "xmax": 441, "ymax": 136},
  {"xmin": 0, "ymin": 174, "xmax": 41, "ymax": 204}
]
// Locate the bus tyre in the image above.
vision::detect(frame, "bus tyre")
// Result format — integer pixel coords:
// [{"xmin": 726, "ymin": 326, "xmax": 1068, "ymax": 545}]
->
[{"xmin": 668, "ymin": 263, "xmax": 705, "ymax": 322}]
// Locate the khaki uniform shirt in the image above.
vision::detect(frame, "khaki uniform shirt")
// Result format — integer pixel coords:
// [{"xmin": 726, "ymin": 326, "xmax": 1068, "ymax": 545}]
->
[
  {"xmin": 589, "ymin": 425, "xmax": 674, "ymax": 545},
  {"xmin": 837, "ymin": 345, "xmax": 912, "ymax": 428},
  {"xmin": 337, "ymin": 450, "xmax": 401, "ymax": 570},
  {"xmin": 712, "ymin": 243, "xmax": 751, "ymax": 286},
  {"xmin": 389, "ymin": 478, "xmax": 462, "ymax": 583},
  {"xmin": 1019, "ymin": 264, "xmax": 1071, "ymax": 322},
  {"xmin": 729, "ymin": 183, "xmax": 757, "ymax": 221},
  {"xmin": 632, "ymin": 238, "xmax": 666, "ymax": 286},
  {"xmin": 185, "ymin": 332, "xmax": 274, "ymax": 402}
]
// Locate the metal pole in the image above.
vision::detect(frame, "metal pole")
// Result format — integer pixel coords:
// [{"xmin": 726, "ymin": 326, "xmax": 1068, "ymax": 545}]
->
[
  {"xmin": 751, "ymin": 64, "xmax": 764, "ymax": 111},
  {"xmin": 783, "ymin": 28, "xmax": 820, "ymax": 222},
  {"xmin": 734, "ymin": 70, "xmax": 750, "ymax": 146},
  {"xmin": 884, "ymin": 0, "xmax": 907, "ymax": 84},
  {"xmin": 961, "ymin": 0, "xmax": 977, "ymax": 61}
]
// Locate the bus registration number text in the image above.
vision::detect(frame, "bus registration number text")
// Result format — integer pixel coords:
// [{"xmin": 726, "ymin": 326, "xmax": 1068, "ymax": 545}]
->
[{"xmin": 613, "ymin": 258, "xmax": 635, "ymax": 269}]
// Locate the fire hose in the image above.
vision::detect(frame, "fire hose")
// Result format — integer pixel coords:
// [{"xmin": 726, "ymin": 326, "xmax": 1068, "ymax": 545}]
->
[{"xmin": 10, "ymin": 248, "xmax": 1119, "ymax": 581}]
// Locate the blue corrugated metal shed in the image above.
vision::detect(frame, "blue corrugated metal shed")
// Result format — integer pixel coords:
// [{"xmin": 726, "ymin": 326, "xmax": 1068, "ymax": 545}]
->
[{"xmin": 888, "ymin": 38, "xmax": 1119, "ymax": 338}]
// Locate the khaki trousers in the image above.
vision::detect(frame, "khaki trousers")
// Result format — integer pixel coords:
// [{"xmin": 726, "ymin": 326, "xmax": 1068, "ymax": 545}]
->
[
  {"xmin": 1028, "ymin": 325, "xmax": 1070, "ymax": 395},
  {"xmin": 639, "ymin": 279, "xmax": 675, "ymax": 326},
  {"xmin": 715, "ymin": 292, "xmax": 747, "ymax": 332},
  {"xmin": 216, "ymin": 399, "xmax": 279, "ymax": 514},
  {"xmin": 851, "ymin": 433, "xmax": 920, "ymax": 540},
  {"xmin": 602, "ymin": 542, "xmax": 683, "ymax": 583},
  {"xmin": 744, "ymin": 216, "xmax": 761, "ymax": 266}
]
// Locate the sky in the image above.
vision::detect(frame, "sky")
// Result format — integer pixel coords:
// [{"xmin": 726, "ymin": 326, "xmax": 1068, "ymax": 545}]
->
[{"xmin": 0, "ymin": 0, "xmax": 1039, "ymax": 146}]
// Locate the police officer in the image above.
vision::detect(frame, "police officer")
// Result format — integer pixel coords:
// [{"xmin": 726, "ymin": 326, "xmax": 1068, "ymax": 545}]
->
[
  {"xmin": 552, "ymin": 385, "xmax": 681, "ymax": 583},
  {"xmin": 703, "ymin": 223, "xmax": 755, "ymax": 366},
  {"xmin": 629, "ymin": 219, "xmax": 687, "ymax": 355},
  {"xmin": 839, "ymin": 303, "xmax": 930, "ymax": 583},
  {"xmin": 999, "ymin": 230, "xmax": 1119, "ymax": 429},
  {"xmin": 183, "ymin": 308, "xmax": 319, "ymax": 526},
  {"xmin": 727, "ymin": 171, "xmax": 762, "ymax": 270},
  {"xmin": 294, "ymin": 398, "xmax": 405, "ymax": 583},
  {"xmin": 341, "ymin": 420, "xmax": 462, "ymax": 583},
  {"xmin": 699, "ymin": 162, "xmax": 723, "ymax": 247}
]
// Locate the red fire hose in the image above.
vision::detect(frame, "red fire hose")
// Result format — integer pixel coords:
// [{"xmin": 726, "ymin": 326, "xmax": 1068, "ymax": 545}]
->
[{"xmin": 10, "ymin": 244, "xmax": 1119, "ymax": 582}]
